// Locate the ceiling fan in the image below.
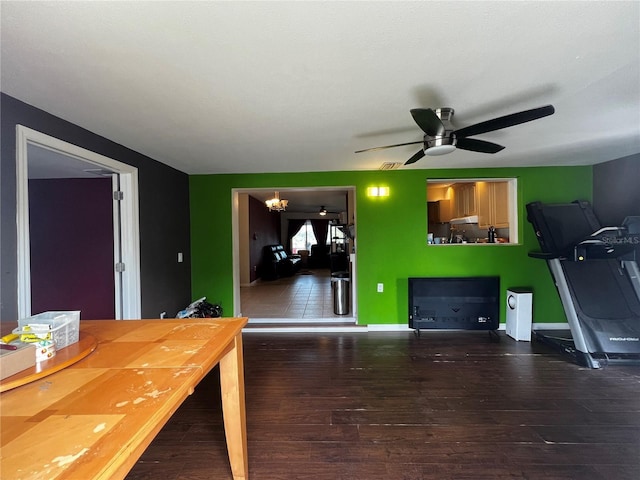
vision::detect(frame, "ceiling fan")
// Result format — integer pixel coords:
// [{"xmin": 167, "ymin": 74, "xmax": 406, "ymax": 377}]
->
[{"xmin": 355, "ymin": 105, "xmax": 555, "ymax": 165}]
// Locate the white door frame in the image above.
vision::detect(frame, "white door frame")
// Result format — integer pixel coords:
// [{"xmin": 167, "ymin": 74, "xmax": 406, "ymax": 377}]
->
[{"xmin": 16, "ymin": 125, "xmax": 141, "ymax": 319}]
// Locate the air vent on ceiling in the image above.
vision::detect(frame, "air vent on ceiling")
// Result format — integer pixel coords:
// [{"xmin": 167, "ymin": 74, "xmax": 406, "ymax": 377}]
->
[{"xmin": 379, "ymin": 162, "xmax": 403, "ymax": 170}]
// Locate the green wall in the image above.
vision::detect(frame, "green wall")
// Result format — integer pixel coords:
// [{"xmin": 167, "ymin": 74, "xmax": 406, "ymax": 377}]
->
[{"xmin": 190, "ymin": 166, "xmax": 592, "ymax": 325}]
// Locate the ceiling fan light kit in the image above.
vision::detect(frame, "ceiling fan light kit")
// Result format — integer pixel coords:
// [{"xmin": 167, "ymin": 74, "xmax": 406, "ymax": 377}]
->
[
  {"xmin": 424, "ymin": 140, "xmax": 457, "ymax": 156},
  {"xmin": 356, "ymin": 105, "xmax": 555, "ymax": 165}
]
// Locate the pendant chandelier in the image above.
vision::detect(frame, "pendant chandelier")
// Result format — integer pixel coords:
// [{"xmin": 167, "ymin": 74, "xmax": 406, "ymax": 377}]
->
[{"xmin": 265, "ymin": 191, "xmax": 288, "ymax": 212}]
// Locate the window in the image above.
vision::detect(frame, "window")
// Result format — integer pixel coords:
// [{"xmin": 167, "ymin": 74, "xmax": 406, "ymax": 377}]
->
[
  {"xmin": 290, "ymin": 221, "xmax": 317, "ymax": 253},
  {"xmin": 426, "ymin": 178, "xmax": 518, "ymax": 244}
]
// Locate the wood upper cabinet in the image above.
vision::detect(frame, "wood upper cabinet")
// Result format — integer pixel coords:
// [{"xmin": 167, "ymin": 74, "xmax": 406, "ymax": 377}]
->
[
  {"xmin": 452, "ymin": 183, "xmax": 477, "ymax": 217},
  {"xmin": 493, "ymin": 182, "xmax": 510, "ymax": 226},
  {"xmin": 428, "ymin": 199, "xmax": 453, "ymax": 223},
  {"xmin": 476, "ymin": 181, "xmax": 509, "ymax": 228}
]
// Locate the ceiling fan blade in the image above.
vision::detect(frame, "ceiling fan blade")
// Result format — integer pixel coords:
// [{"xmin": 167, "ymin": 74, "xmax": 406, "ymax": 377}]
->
[
  {"xmin": 410, "ymin": 108, "xmax": 446, "ymax": 137},
  {"xmin": 355, "ymin": 140, "xmax": 423, "ymax": 154},
  {"xmin": 456, "ymin": 138, "xmax": 505, "ymax": 154},
  {"xmin": 404, "ymin": 149, "xmax": 426, "ymax": 165},
  {"xmin": 454, "ymin": 105, "xmax": 555, "ymax": 139}
]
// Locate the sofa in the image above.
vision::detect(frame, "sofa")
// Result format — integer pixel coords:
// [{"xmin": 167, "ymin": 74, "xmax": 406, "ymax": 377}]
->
[{"xmin": 261, "ymin": 245, "xmax": 301, "ymax": 280}]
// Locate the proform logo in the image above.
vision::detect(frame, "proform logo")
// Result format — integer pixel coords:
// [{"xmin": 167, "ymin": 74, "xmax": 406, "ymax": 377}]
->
[{"xmin": 609, "ymin": 337, "xmax": 640, "ymax": 342}]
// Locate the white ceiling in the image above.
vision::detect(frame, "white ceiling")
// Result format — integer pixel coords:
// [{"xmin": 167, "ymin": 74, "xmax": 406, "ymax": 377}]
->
[{"xmin": 1, "ymin": 1, "xmax": 639, "ymax": 176}]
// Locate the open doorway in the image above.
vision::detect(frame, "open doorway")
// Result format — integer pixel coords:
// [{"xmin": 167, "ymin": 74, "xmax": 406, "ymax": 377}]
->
[
  {"xmin": 16, "ymin": 126, "xmax": 141, "ymax": 320},
  {"xmin": 29, "ymin": 167, "xmax": 116, "ymax": 318},
  {"xmin": 231, "ymin": 187, "xmax": 357, "ymax": 323}
]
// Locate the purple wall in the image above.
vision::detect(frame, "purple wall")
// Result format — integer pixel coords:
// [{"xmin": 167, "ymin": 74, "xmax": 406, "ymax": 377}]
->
[{"xmin": 29, "ymin": 178, "xmax": 115, "ymax": 319}]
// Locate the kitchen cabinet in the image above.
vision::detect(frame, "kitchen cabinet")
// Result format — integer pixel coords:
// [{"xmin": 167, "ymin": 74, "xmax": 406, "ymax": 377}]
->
[
  {"xmin": 427, "ymin": 199, "xmax": 452, "ymax": 223},
  {"xmin": 476, "ymin": 181, "xmax": 509, "ymax": 228},
  {"xmin": 452, "ymin": 183, "xmax": 477, "ymax": 217},
  {"xmin": 493, "ymin": 182, "xmax": 510, "ymax": 226}
]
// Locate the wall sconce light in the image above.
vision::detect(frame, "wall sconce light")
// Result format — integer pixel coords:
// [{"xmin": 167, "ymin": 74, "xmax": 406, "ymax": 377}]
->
[
  {"xmin": 265, "ymin": 191, "xmax": 288, "ymax": 212},
  {"xmin": 319, "ymin": 206, "xmax": 327, "ymax": 216},
  {"xmin": 367, "ymin": 186, "xmax": 390, "ymax": 197}
]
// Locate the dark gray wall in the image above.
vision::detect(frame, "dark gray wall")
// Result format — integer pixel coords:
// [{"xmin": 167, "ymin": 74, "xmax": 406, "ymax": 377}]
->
[
  {"xmin": 1, "ymin": 93, "xmax": 192, "ymax": 321},
  {"xmin": 593, "ymin": 153, "xmax": 640, "ymax": 225}
]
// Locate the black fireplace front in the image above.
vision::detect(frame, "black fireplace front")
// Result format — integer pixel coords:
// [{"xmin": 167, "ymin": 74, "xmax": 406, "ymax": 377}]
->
[{"xmin": 408, "ymin": 277, "xmax": 500, "ymax": 332}]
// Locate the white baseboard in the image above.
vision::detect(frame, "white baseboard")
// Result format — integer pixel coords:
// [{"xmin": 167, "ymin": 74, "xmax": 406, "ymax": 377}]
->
[
  {"xmin": 243, "ymin": 325, "xmax": 367, "ymax": 333},
  {"xmin": 242, "ymin": 320, "xmax": 570, "ymax": 334},
  {"xmin": 532, "ymin": 322, "xmax": 570, "ymax": 330},
  {"xmin": 248, "ymin": 317, "xmax": 355, "ymax": 324},
  {"xmin": 366, "ymin": 324, "xmax": 413, "ymax": 332}
]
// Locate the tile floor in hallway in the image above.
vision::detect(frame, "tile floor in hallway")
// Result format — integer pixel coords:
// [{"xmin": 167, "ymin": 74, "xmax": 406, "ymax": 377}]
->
[{"xmin": 240, "ymin": 268, "xmax": 352, "ymax": 319}]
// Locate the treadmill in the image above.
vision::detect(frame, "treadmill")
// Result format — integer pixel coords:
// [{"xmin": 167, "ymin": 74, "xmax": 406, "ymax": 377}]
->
[{"xmin": 526, "ymin": 200, "xmax": 640, "ymax": 368}]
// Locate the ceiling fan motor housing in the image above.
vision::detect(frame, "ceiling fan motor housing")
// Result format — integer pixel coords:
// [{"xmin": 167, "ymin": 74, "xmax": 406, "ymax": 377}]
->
[
  {"xmin": 425, "ymin": 107, "xmax": 456, "ymax": 155},
  {"xmin": 434, "ymin": 107, "xmax": 455, "ymax": 123}
]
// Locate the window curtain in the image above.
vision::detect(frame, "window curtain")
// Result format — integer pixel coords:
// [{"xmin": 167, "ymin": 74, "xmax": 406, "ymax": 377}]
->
[
  {"xmin": 310, "ymin": 219, "xmax": 329, "ymax": 247},
  {"xmin": 286, "ymin": 219, "xmax": 307, "ymax": 252}
]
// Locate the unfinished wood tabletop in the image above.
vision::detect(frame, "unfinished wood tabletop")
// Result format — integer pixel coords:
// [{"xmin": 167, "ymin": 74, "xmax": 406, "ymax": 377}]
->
[{"xmin": 0, "ymin": 317, "xmax": 249, "ymax": 480}]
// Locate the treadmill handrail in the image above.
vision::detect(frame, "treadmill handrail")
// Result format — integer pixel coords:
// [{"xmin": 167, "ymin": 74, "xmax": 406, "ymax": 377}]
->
[
  {"xmin": 530, "ymin": 240, "xmax": 625, "ymax": 262},
  {"xmin": 578, "ymin": 239, "xmax": 610, "ymax": 246},
  {"xmin": 590, "ymin": 226, "xmax": 626, "ymax": 237}
]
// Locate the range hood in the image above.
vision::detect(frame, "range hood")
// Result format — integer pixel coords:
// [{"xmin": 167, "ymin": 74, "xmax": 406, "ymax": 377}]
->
[{"xmin": 449, "ymin": 215, "xmax": 479, "ymax": 225}]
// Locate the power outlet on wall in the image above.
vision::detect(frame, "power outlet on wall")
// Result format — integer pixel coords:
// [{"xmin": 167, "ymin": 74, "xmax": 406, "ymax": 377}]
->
[{"xmin": 377, "ymin": 283, "xmax": 384, "ymax": 293}]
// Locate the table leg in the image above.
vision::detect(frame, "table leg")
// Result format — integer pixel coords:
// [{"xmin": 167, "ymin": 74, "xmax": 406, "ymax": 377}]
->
[{"xmin": 219, "ymin": 333, "xmax": 248, "ymax": 480}]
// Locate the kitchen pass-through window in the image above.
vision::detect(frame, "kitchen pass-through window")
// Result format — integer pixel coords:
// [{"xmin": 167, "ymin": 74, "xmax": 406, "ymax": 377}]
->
[{"xmin": 426, "ymin": 178, "xmax": 518, "ymax": 245}]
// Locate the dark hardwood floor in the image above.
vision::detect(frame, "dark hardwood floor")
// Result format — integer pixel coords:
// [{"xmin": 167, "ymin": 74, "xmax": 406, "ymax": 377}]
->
[{"xmin": 125, "ymin": 331, "xmax": 640, "ymax": 480}]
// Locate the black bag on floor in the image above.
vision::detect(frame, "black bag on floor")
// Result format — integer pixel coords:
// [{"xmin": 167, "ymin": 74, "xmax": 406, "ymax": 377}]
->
[{"xmin": 177, "ymin": 297, "xmax": 222, "ymax": 318}]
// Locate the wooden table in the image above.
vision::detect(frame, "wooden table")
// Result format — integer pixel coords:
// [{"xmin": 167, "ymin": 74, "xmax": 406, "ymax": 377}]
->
[{"xmin": 0, "ymin": 318, "xmax": 249, "ymax": 480}]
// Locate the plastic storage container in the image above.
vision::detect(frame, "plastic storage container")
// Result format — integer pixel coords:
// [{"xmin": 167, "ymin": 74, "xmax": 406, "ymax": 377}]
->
[{"xmin": 17, "ymin": 311, "xmax": 80, "ymax": 350}]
